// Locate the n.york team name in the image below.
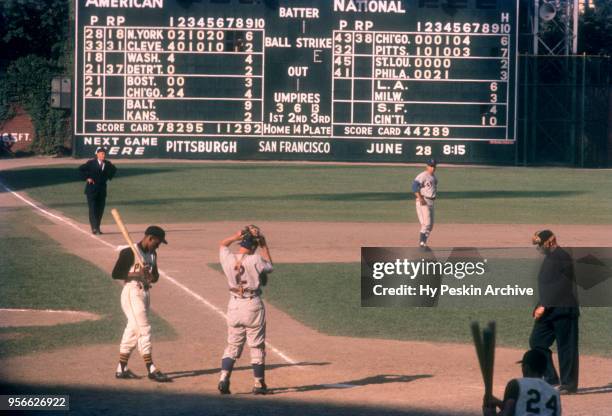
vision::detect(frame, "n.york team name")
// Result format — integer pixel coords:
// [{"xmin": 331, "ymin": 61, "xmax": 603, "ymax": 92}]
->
[
  {"xmin": 334, "ymin": 0, "xmax": 406, "ymax": 13},
  {"xmin": 85, "ymin": 0, "xmax": 163, "ymax": 8}
]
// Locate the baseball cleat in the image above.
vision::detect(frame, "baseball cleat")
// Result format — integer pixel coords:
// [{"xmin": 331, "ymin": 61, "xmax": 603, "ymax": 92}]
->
[
  {"xmin": 419, "ymin": 241, "xmax": 426, "ymax": 247},
  {"xmin": 252, "ymin": 381, "xmax": 268, "ymax": 395},
  {"xmin": 218, "ymin": 379, "xmax": 231, "ymax": 394},
  {"xmin": 148, "ymin": 369, "xmax": 171, "ymax": 382},
  {"xmin": 115, "ymin": 368, "xmax": 138, "ymax": 379}
]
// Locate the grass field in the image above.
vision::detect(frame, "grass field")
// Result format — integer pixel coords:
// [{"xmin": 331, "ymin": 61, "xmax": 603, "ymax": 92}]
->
[
  {"xmin": 1, "ymin": 163, "xmax": 611, "ymax": 224},
  {"xmin": 2, "ymin": 161, "xmax": 610, "ymax": 356},
  {"xmin": 0, "ymin": 208, "xmax": 176, "ymax": 357},
  {"xmin": 259, "ymin": 263, "xmax": 612, "ymax": 357}
]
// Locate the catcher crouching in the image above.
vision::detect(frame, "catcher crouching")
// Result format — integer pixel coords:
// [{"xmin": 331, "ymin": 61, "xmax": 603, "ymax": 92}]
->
[{"xmin": 217, "ymin": 225, "xmax": 274, "ymax": 395}]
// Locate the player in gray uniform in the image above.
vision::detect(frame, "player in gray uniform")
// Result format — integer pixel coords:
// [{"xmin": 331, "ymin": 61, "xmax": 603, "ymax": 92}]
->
[
  {"xmin": 412, "ymin": 159, "xmax": 438, "ymax": 247},
  {"xmin": 483, "ymin": 349, "xmax": 561, "ymax": 416},
  {"xmin": 217, "ymin": 225, "xmax": 273, "ymax": 395}
]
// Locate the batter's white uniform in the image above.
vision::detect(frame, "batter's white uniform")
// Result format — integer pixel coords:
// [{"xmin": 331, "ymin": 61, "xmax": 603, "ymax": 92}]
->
[
  {"xmin": 119, "ymin": 246, "xmax": 156, "ymax": 356},
  {"xmin": 220, "ymin": 247, "xmax": 273, "ymax": 364},
  {"xmin": 512, "ymin": 377, "xmax": 561, "ymax": 416},
  {"xmin": 413, "ymin": 170, "xmax": 437, "ymax": 238}
]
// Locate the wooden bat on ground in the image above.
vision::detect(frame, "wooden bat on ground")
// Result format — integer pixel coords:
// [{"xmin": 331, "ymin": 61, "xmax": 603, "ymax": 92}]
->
[{"xmin": 111, "ymin": 208, "xmax": 145, "ymax": 269}]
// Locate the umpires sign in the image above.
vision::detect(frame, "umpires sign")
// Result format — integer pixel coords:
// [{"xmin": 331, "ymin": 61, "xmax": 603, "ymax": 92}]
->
[{"xmin": 73, "ymin": 0, "xmax": 518, "ymax": 164}]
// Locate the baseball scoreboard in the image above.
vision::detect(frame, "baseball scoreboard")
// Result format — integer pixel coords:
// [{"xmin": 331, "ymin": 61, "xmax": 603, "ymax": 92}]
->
[{"xmin": 74, "ymin": 0, "xmax": 518, "ymax": 163}]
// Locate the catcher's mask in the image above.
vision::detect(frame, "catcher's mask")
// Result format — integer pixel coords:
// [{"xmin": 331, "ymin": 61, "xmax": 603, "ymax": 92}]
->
[
  {"xmin": 532, "ymin": 229, "xmax": 554, "ymax": 246},
  {"xmin": 240, "ymin": 225, "xmax": 261, "ymax": 251}
]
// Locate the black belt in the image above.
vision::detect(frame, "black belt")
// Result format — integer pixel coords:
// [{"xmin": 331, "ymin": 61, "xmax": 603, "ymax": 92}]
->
[
  {"xmin": 424, "ymin": 197, "xmax": 436, "ymax": 200},
  {"xmin": 230, "ymin": 287, "xmax": 261, "ymax": 298}
]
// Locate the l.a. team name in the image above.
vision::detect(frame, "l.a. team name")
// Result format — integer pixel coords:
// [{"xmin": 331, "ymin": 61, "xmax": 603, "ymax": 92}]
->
[
  {"xmin": 85, "ymin": 0, "xmax": 163, "ymax": 8},
  {"xmin": 334, "ymin": 0, "xmax": 406, "ymax": 14}
]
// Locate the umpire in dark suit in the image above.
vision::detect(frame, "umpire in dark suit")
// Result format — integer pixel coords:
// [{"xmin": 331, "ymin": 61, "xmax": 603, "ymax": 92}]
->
[
  {"xmin": 529, "ymin": 230, "xmax": 579, "ymax": 395},
  {"xmin": 78, "ymin": 147, "xmax": 117, "ymax": 234}
]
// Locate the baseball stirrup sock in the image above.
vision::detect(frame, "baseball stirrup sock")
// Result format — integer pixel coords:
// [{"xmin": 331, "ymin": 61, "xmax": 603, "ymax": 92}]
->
[
  {"xmin": 221, "ymin": 358, "xmax": 235, "ymax": 372},
  {"xmin": 252, "ymin": 363, "xmax": 265, "ymax": 379},
  {"xmin": 143, "ymin": 354, "xmax": 154, "ymax": 371},
  {"xmin": 119, "ymin": 353, "xmax": 130, "ymax": 370}
]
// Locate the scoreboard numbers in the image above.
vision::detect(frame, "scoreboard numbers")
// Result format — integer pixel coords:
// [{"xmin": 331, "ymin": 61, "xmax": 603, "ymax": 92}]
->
[{"xmin": 74, "ymin": 0, "xmax": 518, "ymax": 163}]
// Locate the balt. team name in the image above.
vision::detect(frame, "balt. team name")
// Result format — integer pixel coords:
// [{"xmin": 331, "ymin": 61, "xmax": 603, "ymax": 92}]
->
[
  {"xmin": 334, "ymin": 0, "xmax": 406, "ymax": 13},
  {"xmin": 85, "ymin": 0, "xmax": 163, "ymax": 8}
]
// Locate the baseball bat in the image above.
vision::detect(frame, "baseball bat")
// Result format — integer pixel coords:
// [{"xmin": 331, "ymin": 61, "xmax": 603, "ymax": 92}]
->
[
  {"xmin": 471, "ymin": 321, "xmax": 496, "ymax": 405},
  {"xmin": 482, "ymin": 326, "xmax": 495, "ymax": 402},
  {"xmin": 110, "ymin": 208, "xmax": 145, "ymax": 269},
  {"xmin": 470, "ymin": 321, "xmax": 486, "ymax": 380}
]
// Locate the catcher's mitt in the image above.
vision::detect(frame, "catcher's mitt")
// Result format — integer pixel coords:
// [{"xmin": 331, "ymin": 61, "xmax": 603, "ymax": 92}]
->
[{"xmin": 240, "ymin": 224, "xmax": 263, "ymax": 250}]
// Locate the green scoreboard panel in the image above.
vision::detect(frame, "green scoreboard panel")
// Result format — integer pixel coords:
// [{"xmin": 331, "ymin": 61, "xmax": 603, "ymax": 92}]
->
[{"xmin": 74, "ymin": 0, "xmax": 518, "ymax": 163}]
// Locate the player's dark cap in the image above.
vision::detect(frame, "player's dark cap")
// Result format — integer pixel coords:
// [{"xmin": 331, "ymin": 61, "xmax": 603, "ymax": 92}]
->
[
  {"xmin": 145, "ymin": 225, "xmax": 168, "ymax": 244},
  {"xmin": 95, "ymin": 146, "xmax": 107, "ymax": 154},
  {"xmin": 532, "ymin": 230, "xmax": 554, "ymax": 246},
  {"xmin": 426, "ymin": 159, "xmax": 437, "ymax": 167},
  {"xmin": 516, "ymin": 349, "xmax": 547, "ymax": 374}
]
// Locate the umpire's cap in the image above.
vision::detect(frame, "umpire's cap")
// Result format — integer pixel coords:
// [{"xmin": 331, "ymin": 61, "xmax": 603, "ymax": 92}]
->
[
  {"xmin": 516, "ymin": 349, "xmax": 547, "ymax": 374},
  {"xmin": 145, "ymin": 225, "xmax": 168, "ymax": 244},
  {"xmin": 532, "ymin": 229, "xmax": 554, "ymax": 246}
]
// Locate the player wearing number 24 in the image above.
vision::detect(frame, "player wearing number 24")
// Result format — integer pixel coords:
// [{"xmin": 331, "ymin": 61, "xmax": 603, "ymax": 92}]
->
[
  {"xmin": 483, "ymin": 349, "xmax": 561, "ymax": 416},
  {"xmin": 78, "ymin": 146, "xmax": 117, "ymax": 235}
]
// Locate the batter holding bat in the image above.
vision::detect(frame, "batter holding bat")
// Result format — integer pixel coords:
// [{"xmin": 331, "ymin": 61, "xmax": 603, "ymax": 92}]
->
[
  {"xmin": 111, "ymin": 215, "xmax": 171, "ymax": 383},
  {"xmin": 483, "ymin": 349, "xmax": 561, "ymax": 416}
]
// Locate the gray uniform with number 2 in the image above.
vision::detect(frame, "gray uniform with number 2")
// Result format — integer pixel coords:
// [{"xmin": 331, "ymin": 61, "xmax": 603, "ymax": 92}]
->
[{"xmin": 219, "ymin": 246, "xmax": 273, "ymax": 365}]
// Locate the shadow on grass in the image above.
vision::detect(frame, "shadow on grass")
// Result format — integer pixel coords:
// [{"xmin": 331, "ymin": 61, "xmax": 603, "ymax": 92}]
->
[
  {"xmin": 0, "ymin": 380, "xmax": 460, "ymax": 416},
  {"xmin": 0, "ymin": 166, "xmax": 179, "ymax": 192}
]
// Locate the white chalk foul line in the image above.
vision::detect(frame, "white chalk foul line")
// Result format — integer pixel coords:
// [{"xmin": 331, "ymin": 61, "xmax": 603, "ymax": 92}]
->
[
  {"xmin": 159, "ymin": 270, "xmax": 299, "ymax": 365},
  {"xmin": 0, "ymin": 179, "xmax": 300, "ymax": 366}
]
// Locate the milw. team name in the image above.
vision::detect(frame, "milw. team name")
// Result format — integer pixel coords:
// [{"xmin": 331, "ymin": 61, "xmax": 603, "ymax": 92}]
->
[{"xmin": 85, "ymin": 0, "xmax": 163, "ymax": 8}]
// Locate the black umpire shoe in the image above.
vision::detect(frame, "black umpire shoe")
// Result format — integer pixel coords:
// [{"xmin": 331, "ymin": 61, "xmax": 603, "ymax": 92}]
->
[
  {"xmin": 148, "ymin": 369, "xmax": 171, "ymax": 383},
  {"xmin": 218, "ymin": 379, "xmax": 231, "ymax": 395},
  {"xmin": 252, "ymin": 381, "xmax": 268, "ymax": 395}
]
